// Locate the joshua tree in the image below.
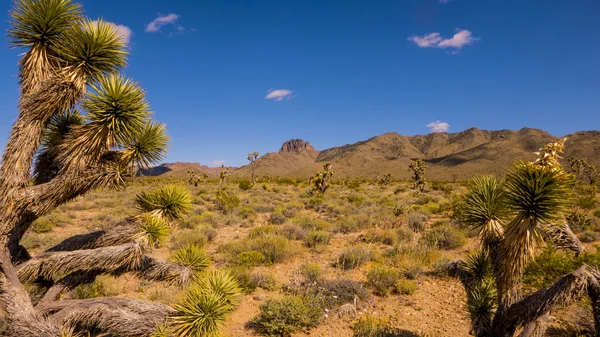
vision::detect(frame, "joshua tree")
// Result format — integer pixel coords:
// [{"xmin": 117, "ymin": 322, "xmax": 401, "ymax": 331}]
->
[
  {"xmin": 0, "ymin": 1, "xmax": 239, "ymax": 335},
  {"xmin": 219, "ymin": 164, "xmax": 229, "ymax": 186},
  {"xmin": 408, "ymin": 159, "xmax": 427, "ymax": 192},
  {"xmin": 568, "ymin": 156, "xmax": 598, "ymax": 185},
  {"xmin": 378, "ymin": 173, "xmax": 392, "ymax": 185},
  {"xmin": 308, "ymin": 163, "xmax": 334, "ymax": 195},
  {"xmin": 455, "ymin": 138, "xmax": 600, "ymax": 337},
  {"xmin": 247, "ymin": 151, "xmax": 259, "ymax": 186},
  {"xmin": 187, "ymin": 170, "xmax": 201, "ymax": 187}
]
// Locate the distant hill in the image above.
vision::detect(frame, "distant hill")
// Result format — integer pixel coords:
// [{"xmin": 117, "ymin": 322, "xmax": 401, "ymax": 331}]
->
[
  {"xmin": 139, "ymin": 162, "xmax": 237, "ymax": 178},
  {"xmin": 146, "ymin": 128, "xmax": 600, "ymax": 181}
]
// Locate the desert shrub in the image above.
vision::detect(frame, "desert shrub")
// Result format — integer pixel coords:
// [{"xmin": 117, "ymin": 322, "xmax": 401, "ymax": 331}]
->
[
  {"xmin": 235, "ymin": 251, "xmax": 266, "ymax": 267},
  {"xmin": 406, "ymin": 212, "xmax": 428, "ymax": 232},
  {"xmin": 240, "ymin": 206, "xmax": 256, "ymax": 219},
  {"xmin": 567, "ymin": 210, "xmax": 592, "ymax": 233},
  {"xmin": 320, "ymin": 279, "xmax": 371, "ymax": 307},
  {"xmin": 293, "ymin": 215, "xmax": 331, "ymax": 231},
  {"xmin": 74, "ymin": 281, "xmax": 109, "ymax": 299},
  {"xmin": 394, "ymin": 278, "xmax": 417, "ymax": 295},
  {"xmin": 215, "ymin": 190, "xmax": 240, "ymax": 214},
  {"xmin": 362, "ymin": 229, "xmax": 397, "ymax": 246},
  {"xmin": 594, "ymin": 209, "xmax": 600, "ymax": 218},
  {"xmin": 414, "ymin": 195, "xmax": 434, "ymax": 205},
  {"xmin": 336, "ymin": 245, "xmax": 373, "ymax": 270},
  {"xmin": 336, "ymin": 218, "xmax": 359, "ymax": 234},
  {"xmin": 299, "ymin": 263, "xmax": 322, "ymax": 284},
  {"xmin": 389, "ymin": 246, "xmax": 441, "ymax": 279},
  {"xmin": 420, "ymin": 225, "xmax": 466, "ymax": 250},
  {"xmin": 228, "ymin": 266, "xmax": 256, "ymax": 293},
  {"xmin": 199, "ymin": 211, "xmax": 218, "ymax": 226},
  {"xmin": 579, "ymin": 231, "xmax": 600, "ymax": 243},
  {"xmin": 199, "ymin": 226, "xmax": 217, "ymax": 242},
  {"xmin": 252, "ymin": 204, "xmax": 274, "ymax": 213},
  {"xmin": 170, "ymin": 230, "xmax": 208, "ymax": 250},
  {"xmin": 524, "ymin": 246, "xmax": 600, "ymax": 288},
  {"xmin": 396, "ymin": 228, "xmax": 414, "ymax": 243},
  {"xmin": 249, "ymin": 225, "xmax": 279, "ymax": 238},
  {"xmin": 394, "ymin": 187, "xmax": 407, "ymax": 194},
  {"xmin": 270, "ymin": 212, "xmax": 287, "ymax": 225},
  {"xmin": 251, "ymin": 272, "xmax": 277, "ymax": 291},
  {"xmin": 283, "ymin": 207, "xmax": 297, "ymax": 218},
  {"xmin": 304, "ymin": 231, "xmax": 331, "ymax": 248},
  {"xmin": 278, "ymin": 224, "xmax": 306, "ymax": 240},
  {"xmin": 250, "ymin": 235, "xmax": 290, "ymax": 264},
  {"xmin": 31, "ymin": 217, "xmax": 55, "ymax": 233},
  {"xmin": 181, "ymin": 214, "xmax": 203, "ymax": 229},
  {"xmin": 239, "ymin": 179, "xmax": 252, "ymax": 191},
  {"xmin": 366, "ymin": 265, "xmax": 401, "ymax": 297},
  {"xmin": 352, "ymin": 315, "xmax": 396, "ymax": 337},
  {"xmin": 252, "ymin": 295, "xmax": 323, "ymax": 337},
  {"xmin": 346, "ymin": 193, "xmax": 365, "ymax": 205},
  {"xmin": 305, "ymin": 196, "xmax": 324, "ymax": 208}
]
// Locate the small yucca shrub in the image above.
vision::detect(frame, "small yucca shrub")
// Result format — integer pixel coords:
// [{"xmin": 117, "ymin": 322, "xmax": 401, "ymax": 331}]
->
[
  {"xmin": 171, "ymin": 270, "xmax": 241, "ymax": 337},
  {"xmin": 171, "ymin": 244, "xmax": 211, "ymax": 274},
  {"xmin": 136, "ymin": 185, "xmax": 192, "ymax": 221},
  {"xmin": 138, "ymin": 214, "xmax": 169, "ymax": 247}
]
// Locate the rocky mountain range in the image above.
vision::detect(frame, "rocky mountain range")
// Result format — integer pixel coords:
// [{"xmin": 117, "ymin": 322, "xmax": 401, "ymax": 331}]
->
[{"xmin": 145, "ymin": 128, "xmax": 600, "ymax": 181}]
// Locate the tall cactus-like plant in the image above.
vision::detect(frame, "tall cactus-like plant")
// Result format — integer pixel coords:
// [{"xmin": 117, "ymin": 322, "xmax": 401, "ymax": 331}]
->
[
  {"xmin": 247, "ymin": 151, "xmax": 259, "ymax": 186},
  {"xmin": 219, "ymin": 164, "xmax": 230, "ymax": 186},
  {"xmin": 309, "ymin": 163, "xmax": 334, "ymax": 195},
  {"xmin": 0, "ymin": 1, "xmax": 238, "ymax": 336},
  {"xmin": 409, "ymin": 159, "xmax": 427, "ymax": 193},
  {"xmin": 454, "ymin": 138, "xmax": 600, "ymax": 337}
]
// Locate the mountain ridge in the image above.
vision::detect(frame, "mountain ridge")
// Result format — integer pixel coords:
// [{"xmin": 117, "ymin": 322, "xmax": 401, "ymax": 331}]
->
[{"xmin": 147, "ymin": 127, "xmax": 600, "ymax": 180}]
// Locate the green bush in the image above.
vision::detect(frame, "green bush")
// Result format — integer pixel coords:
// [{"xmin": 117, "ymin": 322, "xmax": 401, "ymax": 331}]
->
[
  {"xmin": 293, "ymin": 215, "xmax": 331, "ymax": 231},
  {"xmin": 366, "ymin": 265, "xmax": 401, "ymax": 297},
  {"xmin": 239, "ymin": 179, "xmax": 252, "ymax": 191},
  {"xmin": 407, "ymin": 212, "xmax": 428, "ymax": 232},
  {"xmin": 31, "ymin": 217, "xmax": 55, "ymax": 233},
  {"xmin": 240, "ymin": 206, "xmax": 256, "ymax": 219},
  {"xmin": 524, "ymin": 246, "xmax": 600, "ymax": 288},
  {"xmin": 228, "ymin": 266, "xmax": 256, "ymax": 293},
  {"xmin": 236, "ymin": 251, "xmax": 266, "ymax": 267},
  {"xmin": 299, "ymin": 263, "xmax": 322, "ymax": 284},
  {"xmin": 336, "ymin": 218, "xmax": 359, "ymax": 234},
  {"xmin": 336, "ymin": 245, "xmax": 372, "ymax": 270},
  {"xmin": 352, "ymin": 315, "xmax": 396, "ymax": 337},
  {"xmin": 251, "ymin": 272, "xmax": 277, "ymax": 291},
  {"xmin": 579, "ymin": 231, "xmax": 600, "ymax": 243},
  {"xmin": 270, "ymin": 212, "xmax": 287, "ymax": 225},
  {"xmin": 252, "ymin": 295, "xmax": 323, "ymax": 337},
  {"xmin": 215, "ymin": 190, "xmax": 240, "ymax": 214},
  {"xmin": 249, "ymin": 225, "xmax": 279, "ymax": 239},
  {"xmin": 394, "ymin": 278, "xmax": 417, "ymax": 295},
  {"xmin": 304, "ymin": 231, "xmax": 331, "ymax": 248},
  {"xmin": 249, "ymin": 235, "xmax": 290, "ymax": 264},
  {"xmin": 74, "ymin": 281, "xmax": 108, "ymax": 299},
  {"xmin": 278, "ymin": 224, "xmax": 306, "ymax": 240},
  {"xmin": 594, "ymin": 209, "xmax": 600, "ymax": 218},
  {"xmin": 362, "ymin": 229, "xmax": 396, "ymax": 246},
  {"xmin": 420, "ymin": 225, "xmax": 466, "ymax": 250}
]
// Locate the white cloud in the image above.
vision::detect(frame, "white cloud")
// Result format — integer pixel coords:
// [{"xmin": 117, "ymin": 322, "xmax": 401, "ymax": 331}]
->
[
  {"xmin": 211, "ymin": 160, "xmax": 225, "ymax": 167},
  {"xmin": 426, "ymin": 121, "xmax": 450, "ymax": 133},
  {"xmin": 145, "ymin": 13, "xmax": 180, "ymax": 33},
  {"xmin": 409, "ymin": 29, "xmax": 479, "ymax": 51},
  {"xmin": 265, "ymin": 89, "xmax": 293, "ymax": 101},
  {"xmin": 92, "ymin": 20, "xmax": 132, "ymax": 45}
]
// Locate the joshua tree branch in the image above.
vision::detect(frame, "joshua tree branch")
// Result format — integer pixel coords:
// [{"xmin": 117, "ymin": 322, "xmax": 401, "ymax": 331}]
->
[
  {"xmin": 38, "ymin": 298, "xmax": 174, "ymax": 337},
  {"xmin": 539, "ymin": 222, "xmax": 584, "ymax": 255},
  {"xmin": 490, "ymin": 265, "xmax": 595, "ymax": 337}
]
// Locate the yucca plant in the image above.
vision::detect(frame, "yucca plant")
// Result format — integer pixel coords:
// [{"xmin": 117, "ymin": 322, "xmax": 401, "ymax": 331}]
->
[
  {"xmin": 170, "ymin": 271, "xmax": 241, "ymax": 337},
  {"xmin": 135, "ymin": 184, "xmax": 193, "ymax": 222},
  {"xmin": 0, "ymin": 1, "xmax": 191, "ymax": 336},
  {"xmin": 171, "ymin": 245, "xmax": 211, "ymax": 274},
  {"xmin": 454, "ymin": 139, "xmax": 600, "ymax": 337},
  {"xmin": 138, "ymin": 214, "xmax": 170, "ymax": 247}
]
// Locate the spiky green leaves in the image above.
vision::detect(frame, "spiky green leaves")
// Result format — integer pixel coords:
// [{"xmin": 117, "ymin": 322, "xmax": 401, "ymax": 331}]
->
[
  {"xmin": 171, "ymin": 245, "xmax": 211, "ymax": 274},
  {"xmin": 139, "ymin": 214, "xmax": 169, "ymax": 247},
  {"xmin": 55, "ymin": 19, "xmax": 127, "ymax": 79},
  {"xmin": 505, "ymin": 162, "xmax": 573, "ymax": 224},
  {"xmin": 462, "ymin": 250, "xmax": 494, "ymax": 287},
  {"xmin": 123, "ymin": 121, "xmax": 169, "ymax": 169},
  {"xmin": 135, "ymin": 185, "xmax": 192, "ymax": 222},
  {"xmin": 8, "ymin": 0, "xmax": 81, "ymax": 48},
  {"xmin": 462, "ymin": 250, "xmax": 497, "ymax": 337},
  {"xmin": 171, "ymin": 271, "xmax": 241, "ymax": 337},
  {"xmin": 462, "ymin": 176, "xmax": 507, "ymax": 244}
]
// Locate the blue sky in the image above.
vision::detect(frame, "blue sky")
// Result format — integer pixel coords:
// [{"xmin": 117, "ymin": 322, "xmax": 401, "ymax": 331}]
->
[{"xmin": 0, "ymin": 0, "xmax": 599, "ymax": 167}]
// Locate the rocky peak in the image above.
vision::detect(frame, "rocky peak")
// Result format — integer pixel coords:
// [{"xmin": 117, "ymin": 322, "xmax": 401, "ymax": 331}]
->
[{"xmin": 279, "ymin": 139, "xmax": 313, "ymax": 153}]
